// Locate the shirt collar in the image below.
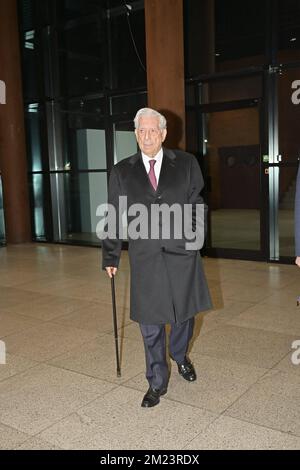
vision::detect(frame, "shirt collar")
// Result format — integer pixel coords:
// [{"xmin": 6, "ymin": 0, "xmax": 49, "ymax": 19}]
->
[{"xmin": 142, "ymin": 147, "xmax": 163, "ymax": 166}]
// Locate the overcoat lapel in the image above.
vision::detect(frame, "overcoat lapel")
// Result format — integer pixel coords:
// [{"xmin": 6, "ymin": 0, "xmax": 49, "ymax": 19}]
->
[
  {"xmin": 129, "ymin": 148, "xmax": 177, "ymax": 197},
  {"xmin": 156, "ymin": 148, "xmax": 176, "ymax": 195}
]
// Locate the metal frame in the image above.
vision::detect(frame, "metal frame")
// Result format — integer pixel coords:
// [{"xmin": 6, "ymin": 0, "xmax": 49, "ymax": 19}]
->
[{"xmin": 188, "ymin": 94, "xmax": 267, "ymax": 261}]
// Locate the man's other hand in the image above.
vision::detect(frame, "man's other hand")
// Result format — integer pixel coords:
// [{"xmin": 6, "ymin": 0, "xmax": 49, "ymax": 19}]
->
[
  {"xmin": 295, "ymin": 257, "xmax": 300, "ymax": 267},
  {"xmin": 105, "ymin": 267, "xmax": 118, "ymax": 278}
]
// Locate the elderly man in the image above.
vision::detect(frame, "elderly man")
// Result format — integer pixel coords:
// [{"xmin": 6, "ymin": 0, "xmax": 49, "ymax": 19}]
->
[{"xmin": 102, "ymin": 108, "xmax": 211, "ymax": 407}]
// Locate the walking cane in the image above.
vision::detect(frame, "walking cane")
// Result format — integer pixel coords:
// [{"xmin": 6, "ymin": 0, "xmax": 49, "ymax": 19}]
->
[{"xmin": 111, "ymin": 274, "xmax": 121, "ymax": 377}]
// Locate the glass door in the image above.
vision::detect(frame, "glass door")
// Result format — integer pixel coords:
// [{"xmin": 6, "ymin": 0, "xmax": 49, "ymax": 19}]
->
[
  {"xmin": 47, "ymin": 98, "xmax": 108, "ymax": 245},
  {"xmin": 268, "ymin": 65, "xmax": 300, "ymax": 260},
  {"xmin": 201, "ymin": 100, "xmax": 267, "ymax": 259}
]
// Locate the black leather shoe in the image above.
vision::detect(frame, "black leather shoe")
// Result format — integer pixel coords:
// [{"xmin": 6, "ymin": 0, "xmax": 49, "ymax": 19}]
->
[
  {"xmin": 177, "ymin": 358, "xmax": 197, "ymax": 382},
  {"xmin": 141, "ymin": 387, "xmax": 167, "ymax": 408}
]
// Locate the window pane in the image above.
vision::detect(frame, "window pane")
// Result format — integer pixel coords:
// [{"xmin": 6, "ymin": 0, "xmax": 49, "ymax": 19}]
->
[
  {"xmin": 200, "ymin": 75, "xmax": 262, "ymax": 105},
  {"xmin": 184, "ymin": 0, "xmax": 267, "ymax": 77},
  {"xmin": 278, "ymin": 67, "xmax": 300, "ymax": 163},
  {"xmin": 278, "ymin": 166, "xmax": 298, "ymax": 256},
  {"xmin": 19, "ymin": 0, "xmax": 51, "ymax": 30},
  {"xmin": 31, "ymin": 174, "xmax": 46, "ymax": 240},
  {"xmin": 111, "ymin": 92, "xmax": 147, "ymax": 115},
  {"xmin": 215, "ymin": 0, "xmax": 266, "ymax": 68},
  {"xmin": 25, "ymin": 103, "xmax": 44, "ymax": 172},
  {"xmin": 53, "ymin": 172, "xmax": 107, "ymax": 244},
  {"xmin": 67, "ymin": 97, "xmax": 106, "ymax": 116},
  {"xmin": 49, "ymin": 103, "xmax": 107, "ymax": 171},
  {"xmin": 76, "ymin": 129, "xmax": 107, "ymax": 170},
  {"xmin": 22, "ymin": 29, "xmax": 40, "ymax": 101},
  {"xmin": 278, "ymin": 0, "xmax": 300, "ymax": 63},
  {"xmin": 114, "ymin": 122, "xmax": 137, "ymax": 163},
  {"xmin": 58, "ymin": 21, "xmax": 106, "ymax": 96},
  {"xmin": 110, "ymin": 8, "xmax": 146, "ymax": 89},
  {"xmin": 19, "ymin": 0, "xmax": 35, "ymax": 31},
  {"xmin": 204, "ymin": 107, "xmax": 261, "ymax": 250},
  {"xmin": 55, "ymin": 0, "xmax": 104, "ymax": 22}
]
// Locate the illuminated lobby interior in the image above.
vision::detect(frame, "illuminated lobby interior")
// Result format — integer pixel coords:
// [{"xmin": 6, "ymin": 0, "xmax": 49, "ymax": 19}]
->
[{"xmin": 1, "ymin": 0, "xmax": 300, "ymax": 450}]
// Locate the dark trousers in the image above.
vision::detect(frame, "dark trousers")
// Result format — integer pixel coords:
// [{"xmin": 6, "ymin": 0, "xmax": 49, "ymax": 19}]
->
[{"xmin": 139, "ymin": 318, "xmax": 194, "ymax": 390}]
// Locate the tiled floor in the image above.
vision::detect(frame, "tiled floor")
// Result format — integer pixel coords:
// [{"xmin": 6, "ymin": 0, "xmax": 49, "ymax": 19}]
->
[{"xmin": 0, "ymin": 243, "xmax": 300, "ymax": 449}]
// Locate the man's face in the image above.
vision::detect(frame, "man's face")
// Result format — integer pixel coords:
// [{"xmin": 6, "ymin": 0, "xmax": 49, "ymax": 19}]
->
[{"xmin": 135, "ymin": 115, "xmax": 167, "ymax": 157}]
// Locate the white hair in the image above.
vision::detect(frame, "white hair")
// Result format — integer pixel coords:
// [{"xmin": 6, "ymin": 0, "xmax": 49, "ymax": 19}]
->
[{"xmin": 134, "ymin": 108, "xmax": 167, "ymax": 130}]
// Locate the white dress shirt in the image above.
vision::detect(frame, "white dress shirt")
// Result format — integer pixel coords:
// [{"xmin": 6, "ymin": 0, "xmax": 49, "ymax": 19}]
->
[{"xmin": 142, "ymin": 148, "xmax": 163, "ymax": 184}]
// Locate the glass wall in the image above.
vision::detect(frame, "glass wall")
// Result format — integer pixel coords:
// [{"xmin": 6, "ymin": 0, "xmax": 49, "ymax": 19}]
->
[
  {"xmin": 114, "ymin": 120, "xmax": 137, "ymax": 163},
  {"xmin": 19, "ymin": 0, "xmax": 146, "ymax": 245},
  {"xmin": 278, "ymin": 0, "xmax": 300, "ymax": 62},
  {"xmin": 25, "ymin": 103, "xmax": 49, "ymax": 240},
  {"xmin": 18, "ymin": 0, "xmax": 300, "ymax": 261},
  {"xmin": 184, "ymin": 0, "xmax": 267, "ymax": 78},
  {"xmin": 184, "ymin": 0, "xmax": 300, "ymax": 262}
]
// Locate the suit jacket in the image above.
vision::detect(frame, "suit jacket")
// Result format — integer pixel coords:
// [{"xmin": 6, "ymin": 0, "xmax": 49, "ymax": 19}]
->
[
  {"xmin": 102, "ymin": 147, "xmax": 212, "ymax": 324},
  {"xmin": 295, "ymin": 164, "xmax": 300, "ymax": 256}
]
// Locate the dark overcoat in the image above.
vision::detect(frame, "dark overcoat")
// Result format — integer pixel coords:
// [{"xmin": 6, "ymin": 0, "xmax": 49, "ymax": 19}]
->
[{"xmin": 102, "ymin": 147, "xmax": 212, "ymax": 324}]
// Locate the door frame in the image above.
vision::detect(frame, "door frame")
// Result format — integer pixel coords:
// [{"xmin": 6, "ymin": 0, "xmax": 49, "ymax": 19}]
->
[
  {"xmin": 201, "ymin": 98, "xmax": 268, "ymax": 261},
  {"xmin": 266, "ymin": 62, "xmax": 300, "ymax": 263},
  {"xmin": 186, "ymin": 75, "xmax": 269, "ymax": 261}
]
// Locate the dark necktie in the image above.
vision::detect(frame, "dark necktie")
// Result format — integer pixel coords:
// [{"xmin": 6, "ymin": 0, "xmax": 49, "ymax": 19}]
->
[{"xmin": 148, "ymin": 159, "xmax": 157, "ymax": 190}]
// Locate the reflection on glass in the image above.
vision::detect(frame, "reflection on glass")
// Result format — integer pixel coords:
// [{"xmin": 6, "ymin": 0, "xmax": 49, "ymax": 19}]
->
[
  {"xmin": 26, "ymin": 104, "xmax": 43, "ymax": 171},
  {"xmin": 205, "ymin": 107, "xmax": 261, "ymax": 250},
  {"xmin": 114, "ymin": 122, "xmax": 137, "ymax": 163},
  {"xmin": 0, "ymin": 176, "xmax": 5, "ymax": 245},
  {"xmin": 22, "ymin": 30, "xmax": 40, "ymax": 101},
  {"xmin": 32, "ymin": 174, "xmax": 45, "ymax": 239},
  {"xmin": 278, "ymin": 166, "xmax": 298, "ymax": 256},
  {"xmin": 76, "ymin": 129, "xmax": 107, "ymax": 170},
  {"xmin": 57, "ymin": 172, "xmax": 107, "ymax": 244},
  {"xmin": 52, "ymin": 103, "xmax": 107, "ymax": 171}
]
